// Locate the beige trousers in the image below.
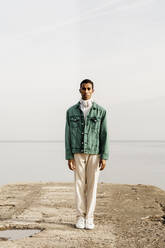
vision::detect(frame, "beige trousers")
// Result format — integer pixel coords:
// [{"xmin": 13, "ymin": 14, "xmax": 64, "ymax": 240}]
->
[{"xmin": 73, "ymin": 153, "xmax": 100, "ymax": 219}]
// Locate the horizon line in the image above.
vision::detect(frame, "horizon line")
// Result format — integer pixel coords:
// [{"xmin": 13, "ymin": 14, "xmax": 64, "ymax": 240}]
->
[{"xmin": 0, "ymin": 140, "xmax": 165, "ymax": 143}]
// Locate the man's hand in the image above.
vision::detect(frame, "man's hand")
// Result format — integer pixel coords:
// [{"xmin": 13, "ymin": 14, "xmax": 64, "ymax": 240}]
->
[
  {"xmin": 99, "ymin": 159, "xmax": 106, "ymax": 170},
  {"xmin": 68, "ymin": 159, "xmax": 76, "ymax": 170}
]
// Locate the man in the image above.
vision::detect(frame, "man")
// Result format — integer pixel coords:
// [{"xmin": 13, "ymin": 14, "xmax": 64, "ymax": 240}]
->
[{"xmin": 65, "ymin": 79, "xmax": 109, "ymax": 230}]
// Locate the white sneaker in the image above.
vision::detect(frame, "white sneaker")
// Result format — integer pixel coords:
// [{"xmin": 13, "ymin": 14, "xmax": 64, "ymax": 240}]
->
[
  {"xmin": 85, "ymin": 218, "xmax": 95, "ymax": 230},
  {"xmin": 75, "ymin": 216, "xmax": 85, "ymax": 229}
]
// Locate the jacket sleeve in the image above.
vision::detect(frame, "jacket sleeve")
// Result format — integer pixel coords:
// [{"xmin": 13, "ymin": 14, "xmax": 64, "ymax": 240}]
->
[
  {"xmin": 65, "ymin": 110, "xmax": 74, "ymax": 160},
  {"xmin": 99, "ymin": 110, "xmax": 110, "ymax": 160}
]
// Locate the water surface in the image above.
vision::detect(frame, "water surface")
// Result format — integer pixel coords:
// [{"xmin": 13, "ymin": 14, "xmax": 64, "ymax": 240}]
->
[
  {"xmin": 0, "ymin": 229, "xmax": 41, "ymax": 240},
  {"xmin": 0, "ymin": 141, "xmax": 164, "ymax": 190}
]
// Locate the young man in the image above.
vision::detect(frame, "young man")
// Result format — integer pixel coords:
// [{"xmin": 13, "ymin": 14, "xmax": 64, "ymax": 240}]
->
[{"xmin": 65, "ymin": 79, "xmax": 109, "ymax": 230}]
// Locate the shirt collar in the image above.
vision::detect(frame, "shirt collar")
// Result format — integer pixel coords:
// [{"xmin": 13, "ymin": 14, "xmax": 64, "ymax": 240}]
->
[
  {"xmin": 76, "ymin": 99, "xmax": 97, "ymax": 110},
  {"xmin": 79, "ymin": 97, "xmax": 93, "ymax": 107}
]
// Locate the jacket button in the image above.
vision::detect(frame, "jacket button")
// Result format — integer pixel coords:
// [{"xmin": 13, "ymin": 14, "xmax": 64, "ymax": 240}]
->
[
  {"xmin": 82, "ymin": 132, "xmax": 84, "ymax": 134},
  {"xmin": 82, "ymin": 142, "xmax": 84, "ymax": 144}
]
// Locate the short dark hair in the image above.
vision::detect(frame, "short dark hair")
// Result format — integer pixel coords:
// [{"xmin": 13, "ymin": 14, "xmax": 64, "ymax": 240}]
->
[{"xmin": 80, "ymin": 79, "xmax": 94, "ymax": 89}]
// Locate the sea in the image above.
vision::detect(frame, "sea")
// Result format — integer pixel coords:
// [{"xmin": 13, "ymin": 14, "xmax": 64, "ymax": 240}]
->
[{"xmin": 0, "ymin": 141, "xmax": 165, "ymax": 190}]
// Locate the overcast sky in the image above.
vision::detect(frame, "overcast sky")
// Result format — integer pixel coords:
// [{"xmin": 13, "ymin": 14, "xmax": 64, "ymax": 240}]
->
[{"xmin": 0, "ymin": 0, "xmax": 165, "ymax": 140}]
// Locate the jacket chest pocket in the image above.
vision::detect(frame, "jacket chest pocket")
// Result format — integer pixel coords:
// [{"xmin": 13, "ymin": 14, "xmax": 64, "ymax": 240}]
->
[
  {"xmin": 89, "ymin": 116, "xmax": 101, "ymax": 131},
  {"xmin": 69, "ymin": 116, "xmax": 80, "ymax": 128}
]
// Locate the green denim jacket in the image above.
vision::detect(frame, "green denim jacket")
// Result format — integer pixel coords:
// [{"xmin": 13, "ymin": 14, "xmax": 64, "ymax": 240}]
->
[{"xmin": 65, "ymin": 101, "xmax": 109, "ymax": 160}]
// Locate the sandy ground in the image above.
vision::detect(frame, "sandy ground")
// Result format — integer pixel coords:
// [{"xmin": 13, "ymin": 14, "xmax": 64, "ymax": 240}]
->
[{"xmin": 0, "ymin": 182, "xmax": 165, "ymax": 248}]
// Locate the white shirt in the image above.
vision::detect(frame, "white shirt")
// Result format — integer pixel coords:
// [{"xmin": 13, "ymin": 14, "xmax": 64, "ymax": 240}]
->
[{"xmin": 79, "ymin": 97, "xmax": 94, "ymax": 121}]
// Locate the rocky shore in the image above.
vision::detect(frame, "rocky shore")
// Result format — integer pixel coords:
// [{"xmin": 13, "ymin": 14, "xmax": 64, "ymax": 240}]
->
[{"xmin": 0, "ymin": 182, "xmax": 165, "ymax": 248}]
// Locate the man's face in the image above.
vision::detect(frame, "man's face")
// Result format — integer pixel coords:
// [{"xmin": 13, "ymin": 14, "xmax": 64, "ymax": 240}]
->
[{"xmin": 79, "ymin": 83, "xmax": 94, "ymax": 100}]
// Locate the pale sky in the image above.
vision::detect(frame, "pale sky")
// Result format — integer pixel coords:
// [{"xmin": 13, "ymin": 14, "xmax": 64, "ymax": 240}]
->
[{"xmin": 0, "ymin": 0, "xmax": 165, "ymax": 140}]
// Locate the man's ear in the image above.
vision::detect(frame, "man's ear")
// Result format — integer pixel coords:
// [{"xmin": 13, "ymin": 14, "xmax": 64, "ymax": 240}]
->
[{"xmin": 92, "ymin": 88, "xmax": 95, "ymax": 93}]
